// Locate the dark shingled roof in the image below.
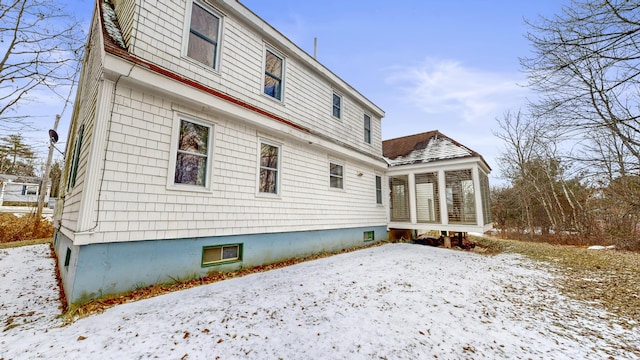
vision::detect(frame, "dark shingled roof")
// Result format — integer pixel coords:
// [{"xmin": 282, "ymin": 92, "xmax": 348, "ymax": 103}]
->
[{"xmin": 382, "ymin": 130, "xmax": 491, "ymax": 170}]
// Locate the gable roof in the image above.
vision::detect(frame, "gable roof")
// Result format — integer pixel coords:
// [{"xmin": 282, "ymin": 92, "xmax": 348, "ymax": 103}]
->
[{"xmin": 382, "ymin": 130, "xmax": 491, "ymax": 170}]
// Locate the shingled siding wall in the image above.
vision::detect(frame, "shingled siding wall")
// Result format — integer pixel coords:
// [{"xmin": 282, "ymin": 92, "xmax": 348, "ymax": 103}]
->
[
  {"xmin": 65, "ymin": 83, "xmax": 385, "ymax": 244},
  {"xmin": 127, "ymin": 0, "xmax": 383, "ymax": 157}
]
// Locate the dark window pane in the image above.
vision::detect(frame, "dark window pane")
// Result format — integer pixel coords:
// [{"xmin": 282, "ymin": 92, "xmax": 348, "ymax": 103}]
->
[
  {"xmin": 330, "ymin": 163, "xmax": 343, "ymax": 176},
  {"xmin": 260, "ymin": 143, "xmax": 278, "ymax": 168},
  {"xmin": 332, "ymin": 93, "xmax": 341, "ymax": 118},
  {"xmin": 191, "ymin": 4, "xmax": 219, "ymax": 41},
  {"xmin": 179, "ymin": 120, "xmax": 208, "ymax": 155},
  {"xmin": 265, "ymin": 51, "xmax": 282, "ymax": 78},
  {"xmin": 188, "ymin": 3, "xmax": 219, "ymax": 68},
  {"xmin": 330, "ymin": 163, "xmax": 343, "ymax": 188},
  {"xmin": 188, "ymin": 33, "xmax": 216, "ymax": 67},
  {"xmin": 260, "ymin": 169, "xmax": 277, "ymax": 193},
  {"xmin": 260, "ymin": 143, "xmax": 279, "ymax": 193},
  {"xmin": 264, "ymin": 51, "xmax": 282, "ymax": 99},
  {"xmin": 376, "ymin": 175, "xmax": 382, "ymax": 204},
  {"xmin": 333, "ymin": 94, "xmax": 341, "ymax": 106},
  {"xmin": 175, "ymin": 153, "xmax": 207, "ymax": 186},
  {"xmin": 364, "ymin": 114, "xmax": 371, "ymax": 143},
  {"xmin": 264, "ymin": 75, "xmax": 281, "ymax": 99},
  {"xmin": 222, "ymin": 245, "xmax": 238, "ymax": 259},
  {"xmin": 330, "ymin": 176, "xmax": 343, "ymax": 189}
]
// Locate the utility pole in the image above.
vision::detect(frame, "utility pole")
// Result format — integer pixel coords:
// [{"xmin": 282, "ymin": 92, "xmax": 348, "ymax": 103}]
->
[{"xmin": 36, "ymin": 114, "xmax": 60, "ymax": 222}]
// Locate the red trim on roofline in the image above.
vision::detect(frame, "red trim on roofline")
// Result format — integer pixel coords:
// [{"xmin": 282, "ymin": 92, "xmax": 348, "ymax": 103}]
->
[{"xmin": 100, "ymin": 12, "xmax": 308, "ymax": 134}]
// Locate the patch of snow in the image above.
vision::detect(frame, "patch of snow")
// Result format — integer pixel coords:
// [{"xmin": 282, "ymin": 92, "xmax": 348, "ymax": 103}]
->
[
  {"xmin": 1, "ymin": 243, "xmax": 638, "ymax": 359},
  {"xmin": 102, "ymin": 1, "xmax": 126, "ymax": 49},
  {"xmin": 587, "ymin": 245, "xmax": 616, "ymax": 250},
  {"xmin": 386, "ymin": 137, "xmax": 473, "ymax": 166}
]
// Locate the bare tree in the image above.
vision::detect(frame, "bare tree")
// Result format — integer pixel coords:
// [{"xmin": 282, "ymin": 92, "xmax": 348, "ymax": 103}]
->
[
  {"xmin": 494, "ymin": 110, "xmax": 589, "ymax": 237},
  {"xmin": 0, "ymin": 0, "xmax": 84, "ymax": 131},
  {"xmin": 522, "ymin": 0, "xmax": 640, "ymax": 177}
]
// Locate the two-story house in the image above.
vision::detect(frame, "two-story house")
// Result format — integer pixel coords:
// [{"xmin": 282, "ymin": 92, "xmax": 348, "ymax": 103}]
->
[{"xmin": 53, "ymin": 0, "xmax": 388, "ymax": 305}]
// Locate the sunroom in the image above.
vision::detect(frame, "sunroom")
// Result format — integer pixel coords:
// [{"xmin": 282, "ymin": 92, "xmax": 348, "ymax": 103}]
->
[{"xmin": 383, "ymin": 131, "xmax": 492, "ymax": 239}]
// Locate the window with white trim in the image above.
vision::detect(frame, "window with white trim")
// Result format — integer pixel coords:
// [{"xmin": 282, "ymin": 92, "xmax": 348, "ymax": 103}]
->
[
  {"xmin": 364, "ymin": 114, "xmax": 371, "ymax": 144},
  {"xmin": 332, "ymin": 92, "xmax": 342, "ymax": 119},
  {"xmin": 67, "ymin": 124, "xmax": 84, "ymax": 190},
  {"xmin": 187, "ymin": 1, "xmax": 222, "ymax": 69},
  {"xmin": 173, "ymin": 119, "xmax": 211, "ymax": 187},
  {"xmin": 259, "ymin": 141, "xmax": 280, "ymax": 194},
  {"xmin": 22, "ymin": 185, "xmax": 38, "ymax": 196},
  {"xmin": 375, "ymin": 175, "xmax": 382, "ymax": 204},
  {"xmin": 264, "ymin": 49, "xmax": 284, "ymax": 100},
  {"xmin": 330, "ymin": 162, "xmax": 343, "ymax": 189}
]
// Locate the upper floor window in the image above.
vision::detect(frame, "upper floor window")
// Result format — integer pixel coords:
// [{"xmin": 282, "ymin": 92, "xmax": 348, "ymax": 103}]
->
[
  {"xmin": 174, "ymin": 119, "xmax": 211, "ymax": 187},
  {"xmin": 364, "ymin": 114, "xmax": 371, "ymax": 144},
  {"xmin": 332, "ymin": 92, "xmax": 342, "ymax": 119},
  {"xmin": 259, "ymin": 141, "xmax": 280, "ymax": 194},
  {"xmin": 264, "ymin": 49, "xmax": 284, "ymax": 100},
  {"xmin": 375, "ymin": 175, "xmax": 382, "ymax": 204},
  {"xmin": 187, "ymin": 2, "xmax": 221, "ymax": 69},
  {"xmin": 330, "ymin": 162, "xmax": 343, "ymax": 189},
  {"xmin": 67, "ymin": 124, "xmax": 84, "ymax": 190}
]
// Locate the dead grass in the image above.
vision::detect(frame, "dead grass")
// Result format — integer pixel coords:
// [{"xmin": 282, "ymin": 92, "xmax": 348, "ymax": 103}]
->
[
  {"xmin": 473, "ymin": 236, "xmax": 640, "ymax": 327},
  {"xmin": 0, "ymin": 237, "xmax": 52, "ymax": 249},
  {"xmin": 0, "ymin": 213, "xmax": 54, "ymax": 243}
]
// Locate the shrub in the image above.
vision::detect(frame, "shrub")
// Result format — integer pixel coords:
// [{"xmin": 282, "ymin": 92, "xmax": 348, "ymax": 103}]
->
[{"xmin": 0, "ymin": 213, "xmax": 54, "ymax": 243}]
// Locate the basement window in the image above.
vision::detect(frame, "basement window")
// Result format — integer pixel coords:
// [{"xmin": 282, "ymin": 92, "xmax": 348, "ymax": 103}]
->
[
  {"xmin": 363, "ymin": 231, "xmax": 374, "ymax": 242},
  {"xmin": 202, "ymin": 244, "xmax": 242, "ymax": 266},
  {"xmin": 64, "ymin": 248, "xmax": 71, "ymax": 269}
]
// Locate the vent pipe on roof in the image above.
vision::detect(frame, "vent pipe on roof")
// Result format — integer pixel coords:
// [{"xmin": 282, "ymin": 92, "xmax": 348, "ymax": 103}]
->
[{"xmin": 314, "ymin": 37, "xmax": 318, "ymax": 59}]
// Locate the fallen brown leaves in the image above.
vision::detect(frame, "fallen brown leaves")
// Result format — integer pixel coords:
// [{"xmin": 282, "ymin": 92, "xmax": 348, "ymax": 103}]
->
[{"xmin": 64, "ymin": 241, "xmax": 386, "ymax": 322}]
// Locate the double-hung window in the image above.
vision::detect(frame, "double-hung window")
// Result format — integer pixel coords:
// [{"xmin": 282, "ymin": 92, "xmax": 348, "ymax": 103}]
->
[
  {"xmin": 364, "ymin": 114, "xmax": 371, "ymax": 144},
  {"xmin": 187, "ymin": 2, "xmax": 221, "ymax": 69},
  {"xmin": 330, "ymin": 162, "xmax": 343, "ymax": 189},
  {"xmin": 259, "ymin": 141, "xmax": 280, "ymax": 194},
  {"xmin": 375, "ymin": 175, "xmax": 382, "ymax": 204},
  {"xmin": 174, "ymin": 119, "xmax": 211, "ymax": 187},
  {"xmin": 332, "ymin": 92, "xmax": 342, "ymax": 119},
  {"xmin": 68, "ymin": 124, "xmax": 84, "ymax": 190},
  {"xmin": 264, "ymin": 49, "xmax": 284, "ymax": 100}
]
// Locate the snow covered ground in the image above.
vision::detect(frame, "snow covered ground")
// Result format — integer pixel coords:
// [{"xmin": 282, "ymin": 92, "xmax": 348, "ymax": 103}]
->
[{"xmin": 1, "ymin": 243, "xmax": 638, "ymax": 359}]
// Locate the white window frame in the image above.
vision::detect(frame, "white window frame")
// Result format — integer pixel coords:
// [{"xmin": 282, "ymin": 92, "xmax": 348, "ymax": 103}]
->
[
  {"xmin": 262, "ymin": 46, "xmax": 285, "ymax": 102},
  {"xmin": 364, "ymin": 113, "xmax": 372, "ymax": 144},
  {"xmin": 23, "ymin": 185, "xmax": 38, "ymax": 196},
  {"xmin": 184, "ymin": 0, "xmax": 223, "ymax": 71},
  {"xmin": 375, "ymin": 174, "xmax": 383, "ymax": 205},
  {"xmin": 332, "ymin": 92, "xmax": 342, "ymax": 119},
  {"xmin": 329, "ymin": 161, "xmax": 344, "ymax": 189},
  {"xmin": 167, "ymin": 113, "xmax": 214, "ymax": 192},
  {"xmin": 256, "ymin": 139, "xmax": 282, "ymax": 197}
]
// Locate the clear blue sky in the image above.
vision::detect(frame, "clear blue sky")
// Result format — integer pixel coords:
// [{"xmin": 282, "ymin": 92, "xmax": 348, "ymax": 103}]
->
[{"xmin": 31, "ymin": 0, "xmax": 570, "ymax": 184}]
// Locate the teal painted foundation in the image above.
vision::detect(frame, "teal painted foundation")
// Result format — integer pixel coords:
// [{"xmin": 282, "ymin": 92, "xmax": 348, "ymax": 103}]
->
[{"xmin": 54, "ymin": 226, "xmax": 387, "ymax": 305}]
